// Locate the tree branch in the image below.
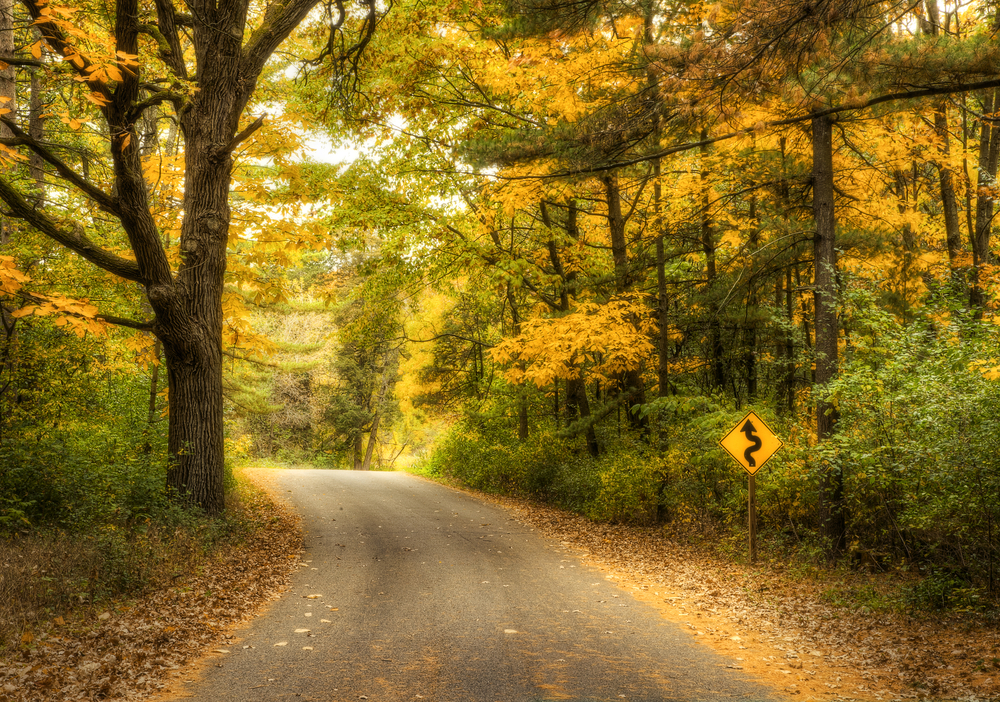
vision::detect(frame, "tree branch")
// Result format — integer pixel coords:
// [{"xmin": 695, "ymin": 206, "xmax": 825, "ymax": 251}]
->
[
  {"xmin": 127, "ymin": 90, "xmax": 185, "ymax": 122},
  {"xmin": 0, "ymin": 178, "xmax": 144, "ymax": 282},
  {"xmin": 18, "ymin": 0, "xmax": 113, "ymax": 108},
  {"xmin": 0, "ymin": 117, "xmax": 121, "ymax": 216},
  {"xmin": 242, "ymin": 0, "xmax": 323, "ymax": 79},
  {"xmin": 98, "ymin": 314, "xmax": 155, "ymax": 331},
  {"xmin": 227, "ymin": 113, "xmax": 266, "ymax": 152},
  {"xmin": 0, "ymin": 56, "xmax": 43, "ymax": 68},
  {"xmin": 153, "ymin": 0, "xmax": 189, "ymax": 80}
]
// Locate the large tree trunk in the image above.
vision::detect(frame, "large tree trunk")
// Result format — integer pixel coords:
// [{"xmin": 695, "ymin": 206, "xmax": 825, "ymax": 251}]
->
[
  {"xmin": 159, "ymin": 14, "xmax": 250, "ymax": 513},
  {"xmin": 812, "ymin": 113, "xmax": 845, "ymax": 556}
]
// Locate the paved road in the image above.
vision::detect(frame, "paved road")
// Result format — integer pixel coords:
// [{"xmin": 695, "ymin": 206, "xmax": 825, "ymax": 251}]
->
[{"xmin": 173, "ymin": 470, "xmax": 775, "ymax": 701}]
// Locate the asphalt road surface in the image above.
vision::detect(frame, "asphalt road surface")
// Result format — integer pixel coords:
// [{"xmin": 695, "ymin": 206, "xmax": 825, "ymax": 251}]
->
[{"xmin": 174, "ymin": 470, "xmax": 776, "ymax": 702}]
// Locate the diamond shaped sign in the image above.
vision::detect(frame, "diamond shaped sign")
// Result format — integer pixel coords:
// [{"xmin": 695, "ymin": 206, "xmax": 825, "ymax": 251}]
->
[{"xmin": 719, "ymin": 411, "xmax": 783, "ymax": 475}]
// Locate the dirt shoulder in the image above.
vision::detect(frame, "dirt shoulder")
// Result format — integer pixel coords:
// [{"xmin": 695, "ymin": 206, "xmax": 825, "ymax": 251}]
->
[
  {"xmin": 0, "ymin": 468, "xmax": 303, "ymax": 702},
  {"xmin": 475, "ymin": 490, "xmax": 1000, "ymax": 702}
]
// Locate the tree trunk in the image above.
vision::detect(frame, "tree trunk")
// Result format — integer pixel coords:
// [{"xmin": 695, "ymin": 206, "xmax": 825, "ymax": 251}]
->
[
  {"xmin": 361, "ymin": 348, "xmax": 398, "ymax": 471},
  {"xmin": 812, "ymin": 113, "xmax": 845, "ymax": 555},
  {"xmin": 701, "ymin": 133, "xmax": 725, "ymax": 390},
  {"xmin": 353, "ymin": 431, "xmax": 364, "ymax": 470},
  {"xmin": 601, "ymin": 173, "xmax": 647, "ymax": 431},
  {"xmin": 159, "ymin": 13, "xmax": 250, "ymax": 513},
  {"xmin": 566, "ymin": 375, "xmax": 599, "ymax": 457},
  {"xmin": 971, "ymin": 89, "xmax": 1000, "ymax": 310},
  {"xmin": 361, "ymin": 412, "xmax": 379, "ymax": 471},
  {"xmin": 923, "ymin": 0, "xmax": 963, "ymax": 285},
  {"xmin": 935, "ymin": 106, "xmax": 964, "ymax": 277},
  {"xmin": 506, "ymin": 282, "xmax": 528, "ymax": 441}
]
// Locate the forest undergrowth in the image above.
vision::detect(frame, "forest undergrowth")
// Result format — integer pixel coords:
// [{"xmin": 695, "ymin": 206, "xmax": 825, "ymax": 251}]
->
[{"xmin": 0, "ymin": 466, "xmax": 302, "ymax": 702}]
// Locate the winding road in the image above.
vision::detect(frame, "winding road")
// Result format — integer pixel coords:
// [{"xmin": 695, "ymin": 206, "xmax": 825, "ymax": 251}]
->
[{"xmin": 169, "ymin": 469, "xmax": 776, "ymax": 701}]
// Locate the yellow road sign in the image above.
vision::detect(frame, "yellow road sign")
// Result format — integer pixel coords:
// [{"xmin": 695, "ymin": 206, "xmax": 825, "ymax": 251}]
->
[{"xmin": 720, "ymin": 411, "xmax": 783, "ymax": 475}]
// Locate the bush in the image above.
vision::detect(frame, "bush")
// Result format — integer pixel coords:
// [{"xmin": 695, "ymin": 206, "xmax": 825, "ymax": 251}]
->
[{"xmin": 824, "ymin": 292, "xmax": 1000, "ymax": 596}]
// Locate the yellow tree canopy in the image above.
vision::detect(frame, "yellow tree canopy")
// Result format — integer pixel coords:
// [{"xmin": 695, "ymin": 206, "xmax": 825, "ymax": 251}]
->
[{"xmin": 490, "ymin": 295, "xmax": 655, "ymax": 387}]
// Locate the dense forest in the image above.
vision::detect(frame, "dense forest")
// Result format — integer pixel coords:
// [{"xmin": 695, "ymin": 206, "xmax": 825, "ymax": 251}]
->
[{"xmin": 3, "ymin": 0, "xmax": 1000, "ymax": 632}]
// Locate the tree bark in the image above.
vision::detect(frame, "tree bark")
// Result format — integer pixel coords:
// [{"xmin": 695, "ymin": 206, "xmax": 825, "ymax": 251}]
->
[{"xmin": 812, "ymin": 113, "xmax": 845, "ymax": 555}]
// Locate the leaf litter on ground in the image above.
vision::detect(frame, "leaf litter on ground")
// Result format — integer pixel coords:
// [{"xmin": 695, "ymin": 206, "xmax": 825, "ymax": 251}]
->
[
  {"xmin": 4, "ymin": 470, "xmax": 998, "ymax": 702},
  {"xmin": 0, "ymin": 468, "xmax": 302, "ymax": 702},
  {"xmin": 477, "ymin": 490, "xmax": 1000, "ymax": 702}
]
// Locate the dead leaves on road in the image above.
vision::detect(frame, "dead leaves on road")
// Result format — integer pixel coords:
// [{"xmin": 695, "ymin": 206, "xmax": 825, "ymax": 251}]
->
[{"xmin": 483, "ymin": 493, "xmax": 1000, "ymax": 702}]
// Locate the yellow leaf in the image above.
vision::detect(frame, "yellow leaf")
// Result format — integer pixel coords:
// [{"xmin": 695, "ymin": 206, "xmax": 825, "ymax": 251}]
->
[
  {"xmin": 120, "ymin": 132, "xmax": 131, "ymax": 151},
  {"xmin": 85, "ymin": 92, "xmax": 110, "ymax": 107},
  {"xmin": 31, "ymin": 41, "xmax": 41, "ymax": 59}
]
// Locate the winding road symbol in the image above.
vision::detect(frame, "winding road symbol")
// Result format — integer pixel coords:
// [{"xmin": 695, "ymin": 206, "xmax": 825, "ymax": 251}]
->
[
  {"xmin": 740, "ymin": 419, "xmax": 763, "ymax": 468},
  {"xmin": 720, "ymin": 411, "xmax": 783, "ymax": 475}
]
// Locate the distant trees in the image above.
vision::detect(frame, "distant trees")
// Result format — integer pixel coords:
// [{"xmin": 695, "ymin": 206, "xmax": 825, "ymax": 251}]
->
[{"xmin": 321, "ymin": 0, "xmax": 1000, "ymax": 587}]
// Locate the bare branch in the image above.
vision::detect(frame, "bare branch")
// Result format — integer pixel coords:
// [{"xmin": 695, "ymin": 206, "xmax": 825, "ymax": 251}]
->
[{"xmin": 227, "ymin": 113, "xmax": 266, "ymax": 152}]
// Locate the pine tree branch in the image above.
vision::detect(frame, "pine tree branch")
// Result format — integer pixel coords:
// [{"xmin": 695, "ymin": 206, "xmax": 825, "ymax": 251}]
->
[{"xmin": 514, "ymin": 77, "xmax": 1000, "ymax": 180}]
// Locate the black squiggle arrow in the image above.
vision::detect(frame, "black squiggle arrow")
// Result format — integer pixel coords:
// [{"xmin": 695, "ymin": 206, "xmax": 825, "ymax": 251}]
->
[{"xmin": 741, "ymin": 419, "xmax": 762, "ymax": 468}]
